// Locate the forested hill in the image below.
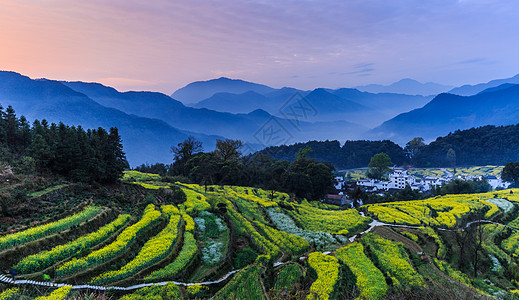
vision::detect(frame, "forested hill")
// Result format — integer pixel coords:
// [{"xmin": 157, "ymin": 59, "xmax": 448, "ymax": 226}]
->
[
  {"xmin": 258, "ymin": 124, "xmax": 519, "ymax": 169},
  {"xmin": 0, "ymin": 105, "xmax": 127, "ymax": 183},
  {"xmin": 258, "ymin": 140, "xmax": 407, "ymax": 169},
  {"xmin": 413, "ymin": 124, "xmax": 519, "ymax": 167}
]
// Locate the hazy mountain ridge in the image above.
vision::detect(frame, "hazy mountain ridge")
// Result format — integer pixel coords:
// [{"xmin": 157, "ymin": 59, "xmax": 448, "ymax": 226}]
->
[
  {"xmin": 187, "ymin": 80, "xmax": 432, "ymax": 127},
  {"xmin": 448, "ymin": 74, "xmax": 519, "ymax": 96},
  {"xmin": 65, "ymin": 80, "xmax": 368, "ymax": 150},
  {"xmin": 0, "ymin": 71, "xmax": 220, "ymax": 166},
  {"xmin": 4, "ymin": 71, "xmax": 519, "ymax": 166},
  {"xmin": 369, "ymin": 84, "xmax": 519, "ymax": 144},
  {"xmin": 171, "ymin": 77, "xmax": 275, "ymax": 104},
  {"xmin": 356, "ymin": 78, "xmax": 453, "ymax": 96}
]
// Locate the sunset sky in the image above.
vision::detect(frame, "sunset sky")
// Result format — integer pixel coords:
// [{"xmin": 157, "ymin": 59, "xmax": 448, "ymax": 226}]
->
[{"xmin": 1, "ymin": 0, "xmax": 518, "ymax": 94}]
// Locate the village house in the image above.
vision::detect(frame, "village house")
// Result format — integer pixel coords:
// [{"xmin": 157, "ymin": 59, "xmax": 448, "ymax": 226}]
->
[{"xmin": 354, "ymin": 167, "xmax": 510, "ymax": 193}]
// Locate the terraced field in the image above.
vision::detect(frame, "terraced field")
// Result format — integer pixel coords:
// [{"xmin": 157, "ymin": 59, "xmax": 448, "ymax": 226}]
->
[{"xmin": 2, "ymin": 171, "xmax": 519, "ymax": 299}]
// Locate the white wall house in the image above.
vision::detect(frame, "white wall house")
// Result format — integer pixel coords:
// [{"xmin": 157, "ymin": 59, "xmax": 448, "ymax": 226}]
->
[
  {"xmin": 486, "ymin": 176, "xmax": 511, "ymax": 190},
  {"xmin": 354, "ymin": 167, "xmax": 510, "ymax": 192}
]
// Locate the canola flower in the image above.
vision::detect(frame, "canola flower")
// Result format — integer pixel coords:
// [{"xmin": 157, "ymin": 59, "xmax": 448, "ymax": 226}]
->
[
  {"xmin": 187, "ymin": 284, "xmax": 208, "ymax": 296},
  {"xmin": 267, "ymin": 207, "xmax": 337, "ymax": 250},
  {"xmin": 283, "ymin": 200, "xmax": 370, "ymax": 236},
  {"xmin": 0, "ymin": 288, "xmax": 19, "ymax": 300},
  {"xmin": 34, "ymin": 286, "xmax": 72, "ymax": 300},
  {"xmin": 120, "ymin": 283, "xmax": 182, "ymax": 300},
  {"xmin": 253, "ymin": 220, "xmax": 309, "ymax": 256},
  {"xmin": 212, "ymin": 263, "xmax": 264, "ymax": 300},
  {"xmin": 145, "ymin": 231, "xmax": 198, "ymax": 281},
  {"xmin": 364, "ymin": 192, "xmax": 503, "ymax": 228},
  {"xmin": 0, "ymin": 205, "xmax": 101, "ymax": 251},
  {"xmin": 15, "ymin": 214, "xmax": 131, "ymax": 274},
  {"xmin": 122, "ymin": 170, "xmax": 161, "ymax": 182},
  {"xmin": 91, "ymin": 206, "xmax": 182, "ymax": 285},
  {"xmin": 227, "ymin": 201, "xmax": 280, "ymax": 261},
  {"xmin": 361, "ymin": 233, "xmax": 424, "ymax": 288},
  {"xmin": 307, "ymin": 252, "xmax": 340, "ymax": 300},
  {"xmin": 56, "ymin": 204, "xmax": 161, "ymax": 277},
  {"xmin": 179, "ymin": 187, "xmax": 211, "ymax": 213},
  {"xmin": 335, "ymin": 243, "xmax": 388, "ymax": 300}
]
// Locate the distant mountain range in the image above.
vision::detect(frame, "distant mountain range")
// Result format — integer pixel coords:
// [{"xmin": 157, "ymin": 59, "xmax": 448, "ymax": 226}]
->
[
  {"xmin": 356, "ymin": 78, "xmax": 453, "ymax": 96},
  {"xmin": 0, "ymin": 71, "xmax": 219, "ymax": 165},
  {"xmin": 447, "ymin": 74, "xmax": 519, "ymax": 96},
  {"xmin": 369, "ymin": 83, "xmax": 519, "ymax": 144},
  {"xmin": 2, "ymin": 70, "xmax": 519, "ymax": 166},
  {"xmin": 185, "ymin": 78, "xmax": 433, "ymax": 127}
]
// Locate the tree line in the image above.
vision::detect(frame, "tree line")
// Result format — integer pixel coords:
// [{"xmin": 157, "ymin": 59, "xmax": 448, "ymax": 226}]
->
[
  {"xmin": 0, "ymin": 105, "xmax": 127, "ymax": 183},
  {"xmin": 135, "ymin": 139, "xmax": 335, "ymax": 200},
  {"xmin": 256, "ymin": 124, "xmax": 519, "ymax": 169},
  {"xmin": 258, "ymin": 140, "xmax": 407, "ymax": 169}
]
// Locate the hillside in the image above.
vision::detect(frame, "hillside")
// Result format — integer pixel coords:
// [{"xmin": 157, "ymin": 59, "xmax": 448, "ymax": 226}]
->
[
  {"xmin": 257, "ymin": 123, "xmax": 519, "ymax": 169},
  {"xmin": 413, "ymin": 124, "xmax": 519, "ymax": 167},
  {"xmin": 258, "ymin": 140, "xmax": 407, "ymax": 169},
  {"xmin": 2, "ymin": 171, "xmax": 519, "ymax": 299},
  {"xmin": 0, "ymin": 71, "xmax": 218, "ymax": 166},
  {"xmin": 369, "ymin": 84, "xmax": 519, "ymax": 144}
]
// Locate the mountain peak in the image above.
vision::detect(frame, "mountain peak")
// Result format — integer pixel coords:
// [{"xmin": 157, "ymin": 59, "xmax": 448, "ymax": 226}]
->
[
  {"xmin": 171, "ymin": 77, "xmax": 275, "ymax": 105},
  {"xmin": 356, "ymin": 78, "xmax": 453, "ymax": 96}
]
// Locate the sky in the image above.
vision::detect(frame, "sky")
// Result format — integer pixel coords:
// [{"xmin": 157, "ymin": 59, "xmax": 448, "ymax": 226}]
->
[{"xmin": 1, "ymin": 0, "xmax": 518, "ymax": 94}]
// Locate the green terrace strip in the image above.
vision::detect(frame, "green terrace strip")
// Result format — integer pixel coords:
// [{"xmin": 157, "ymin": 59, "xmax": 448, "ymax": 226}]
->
[
  {"xmin": 178, "ymin": 186, "xmax": 211, "ymax": 213},
  {"xmin": 361, "ymin": 233, "xmax": 424, "ymax": 288},
  {"xmin": 226, "ymin": 200, "xmax": 281, "ymax": 261},
  {"xmin": 0, "ymin": 288, "xmax": 19, "ymax": 300},
  {"xmin": 266, "ymin": 207, "xmax": 337, "ymax": 250},
  {"xmin": 34, "ymin": 286, "xmax": 72, "ymax": 300},
  {"xmin": 56, "ymin": 204, "xmax": 161, "ymax": 278},
  {"xmin": 307, "ymin": 252, "xmax": 340, "ymax": 300},
  {"xmin": 14, "ymin": 214, "xmax": 132, "ymax": 274},
  {"xmin": 274, "ymin": 264, "xmax": 303, "ymax": 291},
  {"xmin": 122, "ymin": 170, "xmax": 162, "ymax": 182},
  {"xmin": 335, "ymin": 242, "xmax": 388, "ymax": 300},
  {"xmin": 90, "ymin": 206, "xmax": 182, "ymax": 285},
  {"xmin": 212, "ymin": 262, "xmax": 265, "ymax": 300},
  {"xmin": 481, "ymin": 224, "xmax": 510, "ymax": 263},
  {"xmin": 418, "ymin": 226, "xmax": 447, "ymax": 259},
  {"xmin": 195, "ymin": 211, "xmax": 229, "ymax": 265},
  {"xmin": 283, "ymin": 200, "xmax": 370, "ymax": 236},
  {"xmin": 27, "ymin": 184, "xmax": 69, "ymax": 198},
  {"xmin": 253, "ymin": 220, "xmax": 310, "ymax": 256},
  {"xmin": 434, "ymin": 258, "xmax": 474, "ymax": 287},
  {"xmin": 145, "ymin": 231, "xmax": 198, "ymax": 282},
  {"xmin": 0, "ymin": 205, "xmax": 102, "ymax": 252},
  {"xmin": 120, "ymin": 283, "xmax": 182, "ymax": 300}
]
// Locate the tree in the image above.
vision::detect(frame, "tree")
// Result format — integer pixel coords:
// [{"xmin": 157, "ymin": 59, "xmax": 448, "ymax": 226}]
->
[
  {"xmin": 502, "ymin": 162, "xmax": 519, "ymax": 187},
  {"xmin": 170, "ymin": 136, "xmax": 203, "ymax": 175},
  {"xmin": 214, "ymin": 138, "xmax": 242, "ymax": 161},
  {"xmin": 367, "ymin": 153, "xmax": 392, "ymax": 180},
  {"xmin": 446, "ymin": 148, "xmax": 457, "ymax": 172},
  {"xmin": 404, "ymin": 137, "xmax": 425, "ymax": 163},
  {"xmin": 295, "ymin": 146, "xmax": 313, "ymax": 160}
]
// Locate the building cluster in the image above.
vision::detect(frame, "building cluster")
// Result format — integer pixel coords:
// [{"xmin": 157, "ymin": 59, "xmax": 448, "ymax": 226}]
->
[
  {"xmin": 326, "ymin": 168, "xmax": 511, "ymax": 208},
  {"xmin": 348, "ymin": 168, "xmax": 510, "ymax": 193}
]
